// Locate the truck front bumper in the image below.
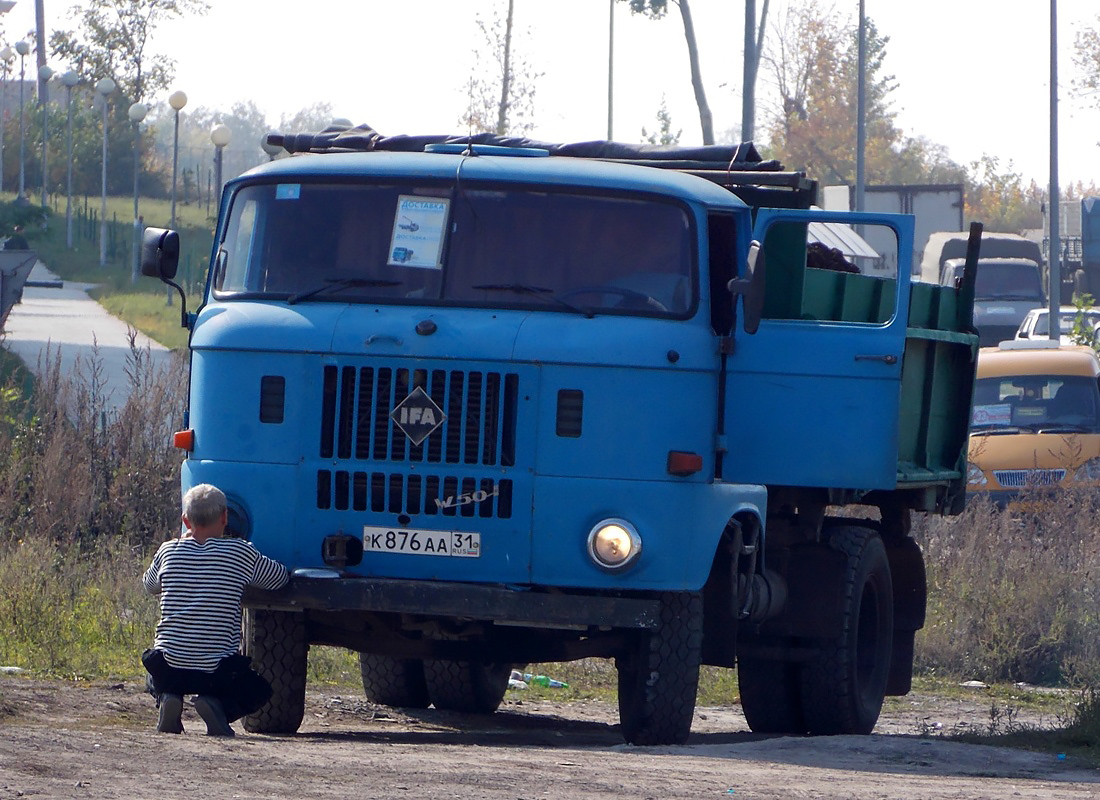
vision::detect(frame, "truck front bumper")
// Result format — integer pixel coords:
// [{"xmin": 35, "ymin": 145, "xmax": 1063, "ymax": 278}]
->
[{"xmin": 244, "ymin": 574, "xmax": 661, "ymax": 631}]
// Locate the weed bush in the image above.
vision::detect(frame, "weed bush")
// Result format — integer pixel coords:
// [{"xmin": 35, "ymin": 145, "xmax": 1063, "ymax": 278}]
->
[
  {"xmin": 914, "ymin": 491, "xmax": 1100, "ymax": 686},
  {"xmin": 0, "ymin": 336, "xmax": 185, "ymax": 677}
]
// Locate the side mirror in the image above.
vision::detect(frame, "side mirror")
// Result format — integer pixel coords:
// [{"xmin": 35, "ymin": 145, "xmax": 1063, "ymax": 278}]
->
[
  {"xmin": 141, "ymin": 227, "xmax": 180, "ymax": 280},
  {"xmin": 140, "ymin": 226, "xmax": 190, "ymax": 329},
  {"xmin": 728, "ymin": 240, "xmax": 766, "ymax": 335}
]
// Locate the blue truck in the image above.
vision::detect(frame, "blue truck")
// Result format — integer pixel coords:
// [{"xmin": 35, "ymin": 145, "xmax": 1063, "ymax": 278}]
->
[{"xmin": 141, "ymin": 127, "xmax": 979, "ymax": 745}]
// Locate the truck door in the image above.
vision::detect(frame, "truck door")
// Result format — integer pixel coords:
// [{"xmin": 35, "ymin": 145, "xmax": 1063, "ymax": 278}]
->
[{"xmin": 723, "ymin": 209, "xmax": 914, "ymax": 490}]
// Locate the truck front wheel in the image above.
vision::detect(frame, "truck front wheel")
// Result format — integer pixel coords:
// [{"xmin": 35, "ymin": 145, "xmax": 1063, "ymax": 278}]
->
[
  {"xmin": 241, "ymin": 609, "xmax": 308, "ymax": 734},
  {"xmin": 616, "ymin": 591, "xmax": 703, "ymax": 745},
  {"xmin": 799, "ymin": 525, "xmax": 893, "ymax": 735}
]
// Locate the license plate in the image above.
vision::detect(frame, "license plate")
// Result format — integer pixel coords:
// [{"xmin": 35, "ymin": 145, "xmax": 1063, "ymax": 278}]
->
[{"xmin": 362, "ymin": 526, "xmax": 480, "ymax": 558}]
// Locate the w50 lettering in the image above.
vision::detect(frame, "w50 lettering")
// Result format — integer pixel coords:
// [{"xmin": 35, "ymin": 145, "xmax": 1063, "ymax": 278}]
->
[{"xmin": 434, "ymin": 485, "xmax": 499, "ymax": 510}]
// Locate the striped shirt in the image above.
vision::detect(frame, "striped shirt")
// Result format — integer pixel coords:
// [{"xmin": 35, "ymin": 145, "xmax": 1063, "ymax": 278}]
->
[{"xmin": 143, "ymin": 537, "xmax": 290, "ymax": 671}]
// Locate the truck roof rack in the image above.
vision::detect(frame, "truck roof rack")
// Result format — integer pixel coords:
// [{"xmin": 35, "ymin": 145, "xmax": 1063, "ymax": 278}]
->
[{"xmin": 264, "ymin": 124, "xmax": 818, "ymax": 210}]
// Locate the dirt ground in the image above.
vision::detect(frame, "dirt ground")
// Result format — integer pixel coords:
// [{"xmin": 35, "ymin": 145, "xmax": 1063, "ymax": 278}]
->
[{"xmin": 0, "ymin": 674, "xmax": 1097, "ymax": 800}]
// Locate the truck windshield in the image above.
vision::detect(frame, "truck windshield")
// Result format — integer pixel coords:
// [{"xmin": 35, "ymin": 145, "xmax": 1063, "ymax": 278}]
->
[
  {"xmin": 974, "ymin": 263, "xmax": 1043, "ymax": 300},
  {"xmin": 970, "ymin": 374, "xmax": 1100, "ymax": 433},
  {"xmin": 212, "ymin": 181, "xmax": 694, "ymax": 317}
]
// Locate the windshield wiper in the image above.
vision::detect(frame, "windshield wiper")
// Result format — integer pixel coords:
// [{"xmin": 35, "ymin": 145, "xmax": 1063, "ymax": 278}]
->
[
  {"xmin": 471, "ymin": 283, "xmax": 593, "ymax": 318},
  {"xmin": 287, "ymin": 277, "xmax": 400, "ymax": 305}
]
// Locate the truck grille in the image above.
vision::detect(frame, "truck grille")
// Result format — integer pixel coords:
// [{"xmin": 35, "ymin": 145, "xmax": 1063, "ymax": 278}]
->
[
  {"xmin": 316, "ymin": 470, "xmax": 513, "ymax": 518},
  {"xmin": 319, "ymin": 365, "xmax": 519, "ymax": 466},
  {"xmin": 993, "ymin": 468, "xmax": 1066, "ymax": 488}
]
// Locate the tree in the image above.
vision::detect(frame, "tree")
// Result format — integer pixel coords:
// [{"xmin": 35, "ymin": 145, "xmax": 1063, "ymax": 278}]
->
[
  {"xmin": 460, "ymin": 0, "xmax": 542, "ymax": 135},
  {"xmin": 642, "ymin": 97, "xmax": 681, "ymax": 145},
  {"xmin": 1073, "ymin": 16, "xmax": 1100, "ymax": 110},
  {"xmin": 760, "ymin": 1, "xmax": 966, "ymax": 188},
  {"xmin": 963, "ymin": 155, "xmax": 1044, "ymax": 232},
  {"xmin": 622, "ymin": 0, "xmax": 713, "ymax": 145},
  {"xmin": 50, "ymin": 0, "xmax": 209, "ymax": 104}
]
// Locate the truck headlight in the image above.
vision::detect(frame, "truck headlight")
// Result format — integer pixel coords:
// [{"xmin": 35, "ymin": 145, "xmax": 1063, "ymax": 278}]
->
[
  {"xmin": 967, "ymin": 461, "xmax": 988, "ymax": 487},
  {"xmin": 587, "ymin": 518, "xmax": 642, "ymax": 571}
]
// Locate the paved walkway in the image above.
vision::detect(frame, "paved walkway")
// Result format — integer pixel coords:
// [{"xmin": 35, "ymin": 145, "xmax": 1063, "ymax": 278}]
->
[{"xmin": 1, "ymin": 260, "xmax": 173, "ymax": 415}]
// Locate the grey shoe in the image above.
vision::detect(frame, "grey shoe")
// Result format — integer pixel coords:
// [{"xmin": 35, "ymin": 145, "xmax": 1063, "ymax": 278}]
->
[
  {"xmin": 194, "ymin": 695, "xmax": 235, "ymax": 737},
  {"xmin": 156, "ymin": 693, "xmax": 184, "ymax": 734}
]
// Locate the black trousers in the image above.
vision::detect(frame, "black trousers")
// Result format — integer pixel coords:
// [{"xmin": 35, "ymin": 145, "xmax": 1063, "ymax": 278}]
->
[{"xmin": 141, "ymin": 648, "xmax": 272, "ymax": 723}]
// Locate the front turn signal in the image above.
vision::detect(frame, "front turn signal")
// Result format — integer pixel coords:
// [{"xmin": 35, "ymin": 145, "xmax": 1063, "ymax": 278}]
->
[
  {"xmin": 667, "ymin": 450, "xmax": 703, "ymax": 476},
  {"xmin": 173, "ymin": 429, "xmax": 195, "ymax": 451}
]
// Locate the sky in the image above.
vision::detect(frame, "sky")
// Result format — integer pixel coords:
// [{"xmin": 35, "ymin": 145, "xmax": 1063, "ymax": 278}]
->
[{"xmin": 3, "ymin": 0, "xmax": 1100, "ymax": 189}]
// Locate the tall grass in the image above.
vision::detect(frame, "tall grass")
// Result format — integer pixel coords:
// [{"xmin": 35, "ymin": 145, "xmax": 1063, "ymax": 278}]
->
[
  {"xmin": 915, "ymin": 491, "xmax": 1100, "ymax": 686},
  {"xmin": 0, "ymin": 338, "xmax": 184, "ymax": 679}
]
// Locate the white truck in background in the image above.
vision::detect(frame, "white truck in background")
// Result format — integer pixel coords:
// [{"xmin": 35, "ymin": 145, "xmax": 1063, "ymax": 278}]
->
[
  {"xmin": 921, "ymin": 231, "xmax": 1045, "ymax": 346},
  {"xmin": 823, "ymin": 183, "xmax": 964, "ymax": 278}
]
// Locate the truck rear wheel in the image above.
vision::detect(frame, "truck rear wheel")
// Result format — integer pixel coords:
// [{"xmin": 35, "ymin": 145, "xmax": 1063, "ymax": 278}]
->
[
  {"xmin": 737, "ymin": 655, "xmax": 804, "ymax": 734},
  {"xmin": 800, "ymin": 525, "xmax": 893, "ymax": 735},
  {"xmin": 241, "ymin": 609, "xmax": 308, "ymax": 734},
  {"xmin": 423, "ymin": 659, "xmax": 511, "ymax": 714},
  {"xmin": 616, "ymin": 591, "xmax": 702, "ymax": 745},
  {"xmin": 359, "ymin": 654, "xmax": 430, "ymax": 709}
]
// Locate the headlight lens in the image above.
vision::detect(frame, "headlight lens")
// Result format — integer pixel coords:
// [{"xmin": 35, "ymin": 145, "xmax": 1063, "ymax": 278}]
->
[
  {"xmin": 1074, "ymin": 457, "xmax": 1100, "ymax": 482},
  {"xmin": 586, "ymin": 518, "xmax": 642, "ymax": 571},
  {"xmin": 967, "ymin": 461, "xmax": 988, "ymax": 486}
]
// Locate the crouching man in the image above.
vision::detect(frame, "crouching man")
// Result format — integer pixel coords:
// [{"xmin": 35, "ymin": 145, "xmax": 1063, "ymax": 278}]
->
[{"xmin": 141, "ymin": 483, "xmax": 290, "ymax": 736}]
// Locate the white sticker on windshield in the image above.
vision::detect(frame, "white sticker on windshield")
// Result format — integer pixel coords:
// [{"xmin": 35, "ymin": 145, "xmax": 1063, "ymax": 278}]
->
[
  {"xmin": 275, "ymin": 184, "xmax": 301, "ymax": 200},
  {"xmin": 972, "ymin": 404, "xmax": 1011, "ymax": 426},
  {"xmin": 388, "ymin": 195, "xmax": 450, "ymax": 269}
]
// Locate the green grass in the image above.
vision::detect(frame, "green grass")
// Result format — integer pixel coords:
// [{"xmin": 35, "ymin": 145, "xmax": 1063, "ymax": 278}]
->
[{"xmin": 92, "ymin": 289, "xmax": 202, "ymax": 351}]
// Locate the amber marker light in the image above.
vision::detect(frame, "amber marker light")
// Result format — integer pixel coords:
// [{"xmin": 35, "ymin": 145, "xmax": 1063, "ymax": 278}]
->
[
  {"xmin": 172, "ymin": 429, "xmax": 195, "ymax": 451},
  {"xmin": 667, "ymin": 451, "xmax": 703, "ymax": 476}
]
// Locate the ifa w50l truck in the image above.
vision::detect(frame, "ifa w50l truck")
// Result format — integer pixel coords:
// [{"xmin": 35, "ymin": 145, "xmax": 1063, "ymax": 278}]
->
[{"xmin": 141, "ymin": 128, "xmax": 979, "ymax": 745}]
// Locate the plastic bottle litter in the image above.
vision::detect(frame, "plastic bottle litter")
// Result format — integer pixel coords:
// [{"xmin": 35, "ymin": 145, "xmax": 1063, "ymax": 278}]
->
[{"xmin": 523, "ymin": 672, "xmax": 569, "ymax": 688}]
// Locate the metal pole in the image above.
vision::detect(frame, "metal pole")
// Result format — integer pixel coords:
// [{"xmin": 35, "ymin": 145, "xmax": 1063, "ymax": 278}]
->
[
  {"xmin": 0, "ymin": 63, "xmax": 7, "ymax": 194},
  {"xmin": 170, "ymin": 109, "xmax": 179, "ymax": 228},
  {"xmin": 1048, "ymin": 0, "xmax": 1060, "ymax": 330},
  {"xmin": 99, "ymin": 99, "xmax": 108, "ymax": 266},
  {"xmin": 65, "ymin": 85, "xmax": 73, "ymax": 248},
  {"xmin": 607, "ymin": 0, "xmax": 614, "ymax": 140},
  {"xmin": 131, "ymin": 120, "xmax": 140, "ymax": 282},
  {"xmin": 742, "ymin": 0, "xmax": 755, "ymax": 142},
  {"xmin": 40, "ymin": 83, "xmax": 48, "ymax": 208},
  {"xmin": 855, "ymin": 0, "xmax": 866, "ymax": 213},
  {"xmin": 17, "ymin": 52, "xmax": 25, "ymax": 200}
]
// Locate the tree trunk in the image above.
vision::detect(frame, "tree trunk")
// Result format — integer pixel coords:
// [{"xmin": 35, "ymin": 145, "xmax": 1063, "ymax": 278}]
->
[
  {"xmin": 676, "ymin": 0, "xmax": 713, "ymax": 145},
  {"xmin": 495, "ymin": 0, "xmax": 515, "ymax": 135}
]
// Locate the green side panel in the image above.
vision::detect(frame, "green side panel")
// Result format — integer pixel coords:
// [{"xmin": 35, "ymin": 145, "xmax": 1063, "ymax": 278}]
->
[
  {"xmin": 801, "ymin": 269, "xmax": 894, "ymax": 323},
  {"xmin": 896, "ymin": 279, "xmax": 978, "ymax": 509},
  {"xmin": 761, "ymin": 221, "xmax": 807, "ymax": 320}
]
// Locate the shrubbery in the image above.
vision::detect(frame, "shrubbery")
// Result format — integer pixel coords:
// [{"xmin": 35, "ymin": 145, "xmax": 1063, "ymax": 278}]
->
[{"xmin": 0, "ymin": 339, "xmax": 184, "ymax": 678}]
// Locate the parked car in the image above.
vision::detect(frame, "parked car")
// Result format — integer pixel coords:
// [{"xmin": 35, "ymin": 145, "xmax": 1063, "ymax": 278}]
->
[
  {"xmin": 1014, "ymin": 305, "xmax": 1100, "ymax": 345},
  {"xmin": 968, "ymin": 339, "xmax": 1100, "ymax": 509}
]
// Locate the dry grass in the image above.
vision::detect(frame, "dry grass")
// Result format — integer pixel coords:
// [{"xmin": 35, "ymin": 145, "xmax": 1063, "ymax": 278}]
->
[{"xmin": 914, "ymin": 491, "xmax": 1100, "ymax": 687}]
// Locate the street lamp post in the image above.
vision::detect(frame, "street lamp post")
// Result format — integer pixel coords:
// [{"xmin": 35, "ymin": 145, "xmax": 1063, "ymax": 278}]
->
[
  {"xmin": 61, "ymin": 69, "xmax": 78, "ymax": 248},
  {"xmin": 95, "ymin": 77, "xmax": 115, "ymax": 267},
  {"xmin": 260, "ymin": 132, "xmax": 281, "ymax": 162},
  {"xmin": 128, "ymin": 101, "xmax": 147, "ymax": 283},
  {"xmin": 210, "ymin": 123, "xmax": 231, "ymax": 208},
  {"xmin": 37, "ymin": 64, "xmax": 52, "ymax": 208},
  {"xmin": 0, "ymin": 47, "xmax": 13, "ymax": 194},
  {"xmin": 15, "ymin": 40, "xmax": 29, "ymax": 203},
  {"xmin": 168, "ymin": 90, "xmax": 187, "ymax": 229}
]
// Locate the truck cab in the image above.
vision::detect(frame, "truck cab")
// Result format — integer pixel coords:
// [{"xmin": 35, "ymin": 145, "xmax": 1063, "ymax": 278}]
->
[{"xmin": 941, "ymin": 256, "xmax": 1045, "ymax": 346}]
